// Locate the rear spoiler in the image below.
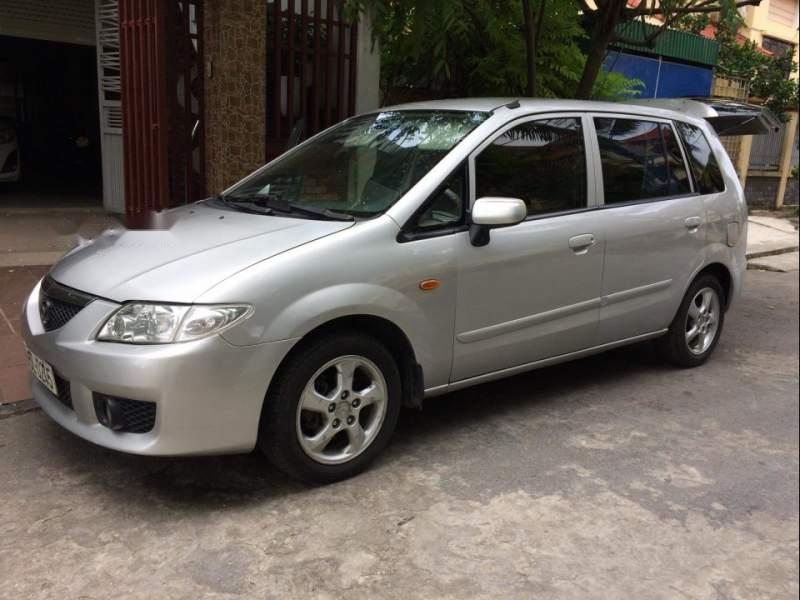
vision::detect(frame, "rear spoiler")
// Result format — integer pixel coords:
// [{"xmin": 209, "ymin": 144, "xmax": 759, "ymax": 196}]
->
[{"xmin": 628, "ymin": 98, "xmax": 782, "ymax": 136}]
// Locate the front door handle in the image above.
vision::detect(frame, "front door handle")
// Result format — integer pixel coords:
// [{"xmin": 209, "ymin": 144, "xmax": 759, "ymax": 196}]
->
[
  {"xmin": 685, "ymin": 216, "xmax": 702, "ymax": 231},
  {"xmin": 568, "ymin": 233, "xmax": 596, "ymax": 254}
]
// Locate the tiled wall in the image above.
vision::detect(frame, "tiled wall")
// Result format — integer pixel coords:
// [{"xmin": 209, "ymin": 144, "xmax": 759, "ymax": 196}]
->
[
  {"xmin": 745, "ymin": 175, "xmax": 781, "ymax": 208},
  {"xmin": 784, "ymin": 178, "xmax": 799, "ymax": 207},
  {"xmin": 203, "ymin": 0, "xmax": 266, "ymax": 195}
]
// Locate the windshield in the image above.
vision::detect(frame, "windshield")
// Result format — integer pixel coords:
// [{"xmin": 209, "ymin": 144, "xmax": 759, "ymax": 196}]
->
[{"xmin": 224, "ymin": 110, "xmax": 488, "ymax": 218}]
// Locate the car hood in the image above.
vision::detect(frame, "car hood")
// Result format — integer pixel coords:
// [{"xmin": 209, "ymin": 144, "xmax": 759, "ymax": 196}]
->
[{"xmin": 49, "ymin": 202, "xmax": 354, "ymax": 302}]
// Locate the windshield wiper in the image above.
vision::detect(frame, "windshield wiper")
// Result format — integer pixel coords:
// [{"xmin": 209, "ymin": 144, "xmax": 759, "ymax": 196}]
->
[
  {"xmin": 217, "ymin": 195, "xmax": 274, "ymax": 215},
  {"xmin": 221, "ymin": 194, "xmax": 354, "ymax": 221},
  {"xmin": 258, "ymin": 196, "xmax": 355, "ymax": 221}
]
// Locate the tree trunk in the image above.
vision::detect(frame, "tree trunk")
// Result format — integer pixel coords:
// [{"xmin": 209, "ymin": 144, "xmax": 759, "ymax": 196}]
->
[
  {"xmin": 522, "ymin": 0, "xmax": 536, "ymax": 96},
  {"xmin": 531, "ymin": 0, "xmax": 546, "ymax": 96},
  {"xmin": 574, "ymin": 2, "xmax": 625, "ymax": 99}
]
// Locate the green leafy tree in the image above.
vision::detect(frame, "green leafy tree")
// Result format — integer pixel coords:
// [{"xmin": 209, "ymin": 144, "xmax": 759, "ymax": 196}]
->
[
  {"xmin": 345, "ymin": 0, "xmax": 642, "ymax": 101},
  {"xmin": 676, "ymin": 10, "xmax": 799, "ymax": 117},
  {"xmin": 750, "ymin": 55, "xmax": 798, "ymax": 118},
  {"xmin": 573, "ymin": 0, "xmax": 765, "ymax": 99}
]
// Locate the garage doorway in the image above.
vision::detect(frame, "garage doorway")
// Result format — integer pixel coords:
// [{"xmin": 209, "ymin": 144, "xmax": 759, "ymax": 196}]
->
[{"xmin": 0, "ymin": 34, "xmax": 102, "ymax": 208}]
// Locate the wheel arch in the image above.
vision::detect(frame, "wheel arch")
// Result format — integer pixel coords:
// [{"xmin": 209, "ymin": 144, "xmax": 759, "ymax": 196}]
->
[
  {"xmin": 664, "ymin": 261, "xmax": 735, "ymax": 332},
  {"xmin": 694, "ymin": 262, "xmax": 733, "ymax": 310},
  {"xmin": 265, "ymin": 314, "xmax": 424, "ymax": 411}
]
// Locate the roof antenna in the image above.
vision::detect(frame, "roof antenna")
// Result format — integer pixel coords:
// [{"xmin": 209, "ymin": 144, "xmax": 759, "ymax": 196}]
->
[{"xmin": 505, "ymin": 100, "xmax": 521, "ymax": 109}]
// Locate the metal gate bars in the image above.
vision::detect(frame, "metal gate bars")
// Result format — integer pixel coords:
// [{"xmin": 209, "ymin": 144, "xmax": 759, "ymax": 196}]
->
[
  {"xmin": 119, "ymin": 0, "xmax": 204, "ymax": 215},
  {"xmin": 266, "ymin": 0, "xmax": 358, "ymax": 161}
]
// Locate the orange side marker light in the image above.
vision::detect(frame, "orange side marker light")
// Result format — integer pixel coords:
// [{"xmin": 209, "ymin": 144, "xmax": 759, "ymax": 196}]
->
[{"xmin": 419, "ymin": 279, "xmax": 440, "ymax": 291}]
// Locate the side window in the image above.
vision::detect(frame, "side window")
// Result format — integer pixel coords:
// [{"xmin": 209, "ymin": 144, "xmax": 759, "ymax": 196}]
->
[
  {"xmin": 475, "ymin": 118, "xmax": 586, "ymax": 217},
  {"xmin": 594, "ymin": 117, "xmax": 691, "ymax": 204},
  {"xmin": 675, "ymin": 122, "xmax": 725, "ymax": 195},
  {"xmin": 413, "ymin": 164, "xmax": 466, "ymax": 231}
]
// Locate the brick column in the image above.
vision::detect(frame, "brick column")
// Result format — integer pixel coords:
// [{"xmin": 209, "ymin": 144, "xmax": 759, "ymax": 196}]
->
[{"xmin": 203, "ymin": 0, "xmax": 267, "ymax": 195}]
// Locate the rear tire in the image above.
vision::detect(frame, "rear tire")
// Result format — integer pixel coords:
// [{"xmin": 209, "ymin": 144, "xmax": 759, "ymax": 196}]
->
[
  {"xmin": 259, "ymin": 332, "xmax": 401, "ymax": 484},
  {"xmin": 656, "ymin": 274, "xmax": 725, "ymax": 368}
]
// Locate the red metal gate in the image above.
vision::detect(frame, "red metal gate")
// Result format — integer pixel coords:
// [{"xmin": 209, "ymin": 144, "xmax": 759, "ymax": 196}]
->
[
  {"xmin": 165, "ymin": 0, "xmax": 205, "ymax": 206},
  {"xmin": 266, "ymin": 0, "xmax": 358, "ymax": 160},
  {"xmin": 120, "ymin": 0, "xmax": 204, "ymax": 215},
  {"xmin": 120, "ymin": 0, "xmax": 169, "ymax": 214}
]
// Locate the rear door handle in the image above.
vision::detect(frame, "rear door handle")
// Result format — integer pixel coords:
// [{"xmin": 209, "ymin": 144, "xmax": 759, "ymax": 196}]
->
[
  {"xmin": 685, "ymin": 216, "xmax": 702, "ymax": 231},
  {"xmin": 568, "ymin": 233, "xmax": 596, "ymax": 254}
]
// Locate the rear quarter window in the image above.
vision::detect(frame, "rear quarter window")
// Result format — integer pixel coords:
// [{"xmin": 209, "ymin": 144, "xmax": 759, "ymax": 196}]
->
[{"xmin": 675, "ymin": 122, "xmax": 725, "ymax": 195}]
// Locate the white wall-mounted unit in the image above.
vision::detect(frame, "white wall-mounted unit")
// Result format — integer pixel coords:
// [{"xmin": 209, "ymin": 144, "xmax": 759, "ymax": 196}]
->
[{"xmin": 95, "ymin": 0, "xmax": 124, "ymax": 213}]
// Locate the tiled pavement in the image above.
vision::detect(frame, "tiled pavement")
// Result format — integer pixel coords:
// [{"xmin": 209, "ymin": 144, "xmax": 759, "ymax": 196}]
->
[{"xmin": 0, "ymin": 266, "xmax": 47, "ymax": 403}]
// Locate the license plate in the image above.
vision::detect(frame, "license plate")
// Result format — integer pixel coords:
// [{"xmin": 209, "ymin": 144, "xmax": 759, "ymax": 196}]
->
[{"xmin": 26, "ymin": 348, "xmax": 58, "ymax": 397}]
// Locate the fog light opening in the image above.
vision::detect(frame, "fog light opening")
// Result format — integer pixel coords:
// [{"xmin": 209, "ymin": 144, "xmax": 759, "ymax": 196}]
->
[
  {"xmin": 92, "ymin": 393, "xmax": 157, "ymax": 434},
  {"xmin": 93, "ymin": 395, "xmax": 126, "ymax": 431}
]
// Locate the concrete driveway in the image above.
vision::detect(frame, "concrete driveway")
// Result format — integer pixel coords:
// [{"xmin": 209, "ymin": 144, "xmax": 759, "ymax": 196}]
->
[{"xmin": 1, "ymin": 271, "xmax": 797, "ymax": 599}]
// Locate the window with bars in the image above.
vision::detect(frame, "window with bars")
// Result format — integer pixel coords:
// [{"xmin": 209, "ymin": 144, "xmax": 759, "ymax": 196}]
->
[{"xmin": 761, "ymin": 36, "xmax": 795, "ymax": 59}]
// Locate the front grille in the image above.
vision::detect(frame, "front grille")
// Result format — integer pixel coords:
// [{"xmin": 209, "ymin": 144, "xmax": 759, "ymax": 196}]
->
[
  {"xmin": 39, "ymin": 276, "xmax": 96, "ymax": 332},
  {"xmin": 93, "ymin": 394, "xmax": 157, "ymax": 434},
  {"xmin": 53, "ymin": 373, "xmax": 73, "ymax": 409},
  {"xmin": 41, "ymin": 298, "xmax": 83, "ymax": 331}
]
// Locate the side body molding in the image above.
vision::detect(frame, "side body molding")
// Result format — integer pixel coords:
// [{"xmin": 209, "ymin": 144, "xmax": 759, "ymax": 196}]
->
[{"xmin": 456, "ymin": 280, "xmax": 672, "ymax": 346}]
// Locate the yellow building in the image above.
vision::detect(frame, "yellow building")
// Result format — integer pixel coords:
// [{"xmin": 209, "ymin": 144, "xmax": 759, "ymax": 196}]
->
[{"xmin": 741, "ymin": 0, "xmax": 798, "ymax": 49}]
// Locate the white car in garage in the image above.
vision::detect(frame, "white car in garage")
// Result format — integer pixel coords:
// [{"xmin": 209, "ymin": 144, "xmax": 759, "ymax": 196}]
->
[{"xmin": 0, "ymin": 117, "xmax": 20, "ymax": 183}]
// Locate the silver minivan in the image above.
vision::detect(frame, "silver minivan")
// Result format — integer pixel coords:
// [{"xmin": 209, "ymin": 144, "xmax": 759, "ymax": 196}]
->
[{"xmin": 23, "ymin": 98, "xmax": 763, "ymax": 483}]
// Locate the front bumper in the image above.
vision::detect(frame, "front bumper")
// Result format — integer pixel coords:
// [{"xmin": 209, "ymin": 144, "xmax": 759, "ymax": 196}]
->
[{"xmin": 21, "ymin": 280, "xmax": 297, "ymax": 455}]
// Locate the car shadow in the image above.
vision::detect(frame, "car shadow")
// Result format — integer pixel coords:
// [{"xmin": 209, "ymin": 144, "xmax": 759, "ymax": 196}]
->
[
  {"xmin": 394, "ymin": 341, "xmax": 666, "ymax": 445},
  {"xmin": 38, "ymin": 340, "xmax": 669, "ymax": 510}
]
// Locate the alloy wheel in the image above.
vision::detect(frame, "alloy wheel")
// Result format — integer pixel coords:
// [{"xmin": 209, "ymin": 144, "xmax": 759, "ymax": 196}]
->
[
  {"xmin": 685, "ymin": 287, "xmax": 720, "ymax": 355},
  {"xmin": 295, "ymin": 355, "xmax": 388, "ymax": 465}
]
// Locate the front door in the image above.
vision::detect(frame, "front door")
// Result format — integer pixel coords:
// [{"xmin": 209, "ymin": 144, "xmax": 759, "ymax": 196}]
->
[{"xmin": 452, "ymin": 115, "xmax": 604, "ymax": 382}]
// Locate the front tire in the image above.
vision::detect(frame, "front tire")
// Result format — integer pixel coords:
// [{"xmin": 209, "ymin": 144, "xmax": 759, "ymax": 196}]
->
[
  {"xmin": 656, "ymin": 274, "xmax": 725, "ymax": 368},
  {"xmin": 259, "ymin": 332, "xmax": 402, "ymax": 484}
]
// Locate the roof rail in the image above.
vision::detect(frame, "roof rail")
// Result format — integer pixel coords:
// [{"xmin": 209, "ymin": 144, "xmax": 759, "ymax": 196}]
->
[{"xmin": 491, "ymin": 99, "xmax": 521, "ymax": 113}]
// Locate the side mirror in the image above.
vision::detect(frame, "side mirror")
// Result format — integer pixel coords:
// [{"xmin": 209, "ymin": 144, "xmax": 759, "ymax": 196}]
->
[{"xmin": 469, "ymin": 197, "xmax": 527, "ymax": 246}]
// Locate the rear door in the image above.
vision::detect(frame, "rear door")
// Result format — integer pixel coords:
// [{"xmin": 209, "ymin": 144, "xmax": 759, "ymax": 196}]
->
[{"xmin": 588, "ymin": 114, "xmax": 706, "ymax": 344}]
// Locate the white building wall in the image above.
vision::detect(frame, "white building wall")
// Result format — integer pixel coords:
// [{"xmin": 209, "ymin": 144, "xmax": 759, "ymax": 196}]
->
[{"xmin": 355, "ymin": 12, "xmax": 381, "ymax": 114}]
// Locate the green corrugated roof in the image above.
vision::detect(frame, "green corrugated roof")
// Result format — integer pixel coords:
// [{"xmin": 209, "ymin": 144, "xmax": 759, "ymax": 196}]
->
[{"xmin": 613, "ymin": 22, "xmax": 719, "ymax": 67}]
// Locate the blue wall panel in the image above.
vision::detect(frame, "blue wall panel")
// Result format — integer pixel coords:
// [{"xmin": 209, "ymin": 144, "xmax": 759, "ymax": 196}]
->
[
  {"xmin": 656, "ymin": 60, "xmax": 713, "ymax": 98},
  {"xmin": 603, "ymin": 50, "xmax": 713, "ymax": 99},
  {"xmin": 604, "ymin": 51, "xmax": 659, "ymax": 97}
]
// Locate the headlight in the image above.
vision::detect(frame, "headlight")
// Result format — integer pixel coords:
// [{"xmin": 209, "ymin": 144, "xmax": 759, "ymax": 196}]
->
[{"xmin": 97, "ymin": 303, "xmax": 252, "ymax": 344}]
